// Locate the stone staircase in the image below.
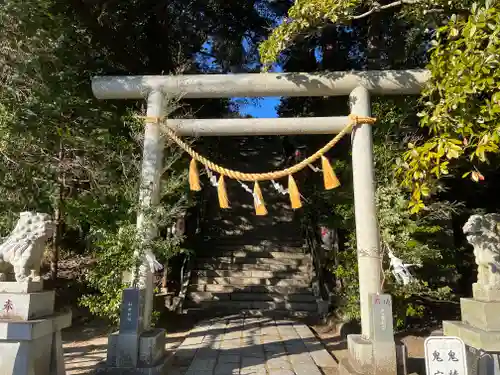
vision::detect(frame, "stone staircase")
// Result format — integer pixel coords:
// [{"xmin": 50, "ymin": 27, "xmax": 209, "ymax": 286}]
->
[{"xmin": 184, "ymin": 136, "xmax": 319, "ymax": 318}]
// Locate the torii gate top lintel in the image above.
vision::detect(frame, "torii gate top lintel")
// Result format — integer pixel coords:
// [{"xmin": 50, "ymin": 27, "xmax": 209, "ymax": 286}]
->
[{"xmin": 91, "ymin": 69, "xmax": 430, "ymax": 100}]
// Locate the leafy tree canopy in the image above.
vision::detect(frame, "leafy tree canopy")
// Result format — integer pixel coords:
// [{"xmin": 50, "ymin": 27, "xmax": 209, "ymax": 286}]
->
[
  {"xmin": 398, "ymin": 1, "xmax": 500, "ymax": 212},
  {"xmin": 258, "ymin": 0, "xmax": 473, "ymax": 68}
]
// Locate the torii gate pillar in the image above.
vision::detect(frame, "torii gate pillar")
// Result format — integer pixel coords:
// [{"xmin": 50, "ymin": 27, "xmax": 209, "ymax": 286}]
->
[{"xmin": 341, "ymin": 86, "xmax": 399, "ymax": 375}]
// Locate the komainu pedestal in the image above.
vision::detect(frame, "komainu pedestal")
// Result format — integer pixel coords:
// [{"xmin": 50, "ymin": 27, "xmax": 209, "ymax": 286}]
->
[
  {"xmin": 0, "ymin": 280, "xmax": 71, "ymax": 375},
  {"xmin": 0, "ymin": 211, "xmax": 71, "ymax": 375},
  {"xmin": 444, "ymin": 213, "xmax": 500, "ymax": 375}
]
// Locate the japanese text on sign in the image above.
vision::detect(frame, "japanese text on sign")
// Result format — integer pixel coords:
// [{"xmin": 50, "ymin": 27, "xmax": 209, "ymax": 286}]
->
[
  {"xmin": 424, "ymin": 336, "xmax": 467, "ymax": 375},
  {"xmin": 2, "ymin": 299, "xmax": 13, "ymax": 313}
]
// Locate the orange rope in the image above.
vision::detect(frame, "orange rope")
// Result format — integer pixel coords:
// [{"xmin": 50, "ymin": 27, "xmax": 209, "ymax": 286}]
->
[{"xmin": 142, "ymin": 114, "xmax": 376, "ymax": 182}]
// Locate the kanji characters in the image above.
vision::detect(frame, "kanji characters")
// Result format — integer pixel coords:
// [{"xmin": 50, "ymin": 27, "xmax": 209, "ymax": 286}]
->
[
  {"xmin": 448, "ymin": 350, "xmax": 459, "ymax": 362},
  {"xmin": 2, "ymin": 299, "xmax": 13, "ymax": 312},
  {"xmin": 433, "ymin": 350, "xmax": 444, "ymax": 362}
]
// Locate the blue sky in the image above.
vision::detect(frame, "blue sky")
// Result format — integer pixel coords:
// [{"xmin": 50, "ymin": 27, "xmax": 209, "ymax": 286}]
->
[
  {"xmin": 226, "ymin": 45, "xmax": 323, "ymax": 119},
  {"xmin": 231, "ymin": 63, "xmax": 283, "ymax": 118},
  {"xmin": 197, "ymin": 36, "xmax": 283, "ymax": 119},
  {"xmin": 238, "ymin": 97, "xmax": 280, "ymax": 118}
]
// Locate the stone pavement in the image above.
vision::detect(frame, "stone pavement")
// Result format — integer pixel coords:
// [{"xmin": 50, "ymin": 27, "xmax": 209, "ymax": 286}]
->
[{"xmin": 166, "ymin": 315, "xmax": 338, "ymax": 375}]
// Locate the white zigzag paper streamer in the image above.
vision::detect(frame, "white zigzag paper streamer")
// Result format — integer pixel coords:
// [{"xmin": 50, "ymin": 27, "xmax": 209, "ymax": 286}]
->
[
  {"xmin": 239, "ymin": 182, "xmax": 261, "ymax": 206},
  {"xmin": 271, "ymin": 180, "xmax": 288, "ymax": 195}
]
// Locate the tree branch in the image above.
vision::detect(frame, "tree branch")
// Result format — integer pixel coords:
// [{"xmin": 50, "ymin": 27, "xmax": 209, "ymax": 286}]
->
[
  {"xmin": 350, "ymin": 0, "xmax": 447, "ymax": 20},
  {"xmin": 351, "ymin": 0, "xmax": 420, "ymax": 20}
]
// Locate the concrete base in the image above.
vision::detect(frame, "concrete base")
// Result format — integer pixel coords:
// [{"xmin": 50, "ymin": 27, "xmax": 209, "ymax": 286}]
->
[
  {"xmin": 443, "ymin": 320, "xmax": 500, "ymax": 352},
  {"xmin": 97, "ymin": 328, "xmax": 169, "ymax": 375},
  {"xmin": 461, "ymin": 298, "xmax": 500, "ymax": 331},
  {"xmin": 0, "ymin": 290, "xmax": 55, "ymax": 320},
  {"xmin": 95, "ymin": 355, "xmax": 169, "ymax": 375},
  {"xmin": 444, "ymin": 294, "xmax": 500, "ymax": 373},
  {"xmin": 340, "ymin": 356, "xmax": 363, "ymax": 375},
  {"xmin": 0, "ymin": 310, "xmax": 71, "ymax": 375},
  {"xmin": 338, "ymin": 335, "xmax": 400, "ymax": 375},
  {"xmin": 472, "ymin": 283, "xmax": 500, "ymax": 302},
  {"xmin": 0, "ymin": 281, "xmax": 43, "ymax": 293}
]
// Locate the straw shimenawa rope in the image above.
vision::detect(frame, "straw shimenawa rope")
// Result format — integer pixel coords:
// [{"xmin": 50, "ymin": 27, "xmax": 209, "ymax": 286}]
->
[
  {"xmin": 141, "ymin": 114, "xmax": 375, "ymax": 215},
  {"xmin": 144, "ymin": 114, "xmax": 376, "ymax": 182}
]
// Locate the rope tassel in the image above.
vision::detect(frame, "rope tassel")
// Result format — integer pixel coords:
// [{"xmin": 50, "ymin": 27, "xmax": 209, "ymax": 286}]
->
[
  {"xmin": 253, "ymin": 182, "xmax": 267, "ymax": 216},
  {"xmin": 321, "ymin": 156, "xmax": 340, "ymax": 190},
  {"xmin": 189, "ymin": 159, "xmax": 201, "ymax": 191},
  {"xmin": 288, "ymin": 175, "xmax": 302, "ymax": 209},
  {"xmin": 217, "ymin": 175, "xmax": 230, "ymax": 209}
]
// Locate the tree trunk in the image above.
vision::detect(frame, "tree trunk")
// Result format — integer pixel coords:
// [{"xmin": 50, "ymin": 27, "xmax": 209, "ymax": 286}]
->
[
  {"xmin": 161, "ymin": 260, "xmax": 168, "ymax": 292},
  {"xmin": 50, "ymin": 139, "xmax": 65, "ymax": 280}
]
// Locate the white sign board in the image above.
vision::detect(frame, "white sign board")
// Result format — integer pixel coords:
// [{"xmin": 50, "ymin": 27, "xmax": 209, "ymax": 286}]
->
[{"xmin": 425, "ymin": 336, "xmax": 468, "ymax": 375}]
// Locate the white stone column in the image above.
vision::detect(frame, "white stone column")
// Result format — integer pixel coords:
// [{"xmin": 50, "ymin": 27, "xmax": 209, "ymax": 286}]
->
[
  {"xmin": 349, "ymin": 86, "xmax": 381, "ymax": 339},
  {"xmin": 135, "ymin": 89, "xmax": 165, "ymax": 331}
]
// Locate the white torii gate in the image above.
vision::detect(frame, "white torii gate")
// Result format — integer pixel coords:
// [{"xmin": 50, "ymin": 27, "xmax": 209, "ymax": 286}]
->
[{"xmin": 91, "ymin": 69, "xmax": 429, "ymax": 374}]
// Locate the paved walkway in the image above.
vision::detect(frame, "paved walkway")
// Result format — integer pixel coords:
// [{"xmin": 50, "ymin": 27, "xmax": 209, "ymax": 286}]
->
[{"xmin": 166, "ymin": 316, "xmax": 338, "ymax": 375}]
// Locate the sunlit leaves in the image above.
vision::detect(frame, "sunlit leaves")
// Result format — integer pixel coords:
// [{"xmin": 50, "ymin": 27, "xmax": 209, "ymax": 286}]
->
[
  {"xmin": 258, "ymin": 0, "xmax": 360, "ymax": 68},
  {"xmin": 398, "ymin": 3, "xmax": 500, "ymax": 212},
  {"xmin": 258, "ymin": 0, "xmax": 478, "ymax": 68}
]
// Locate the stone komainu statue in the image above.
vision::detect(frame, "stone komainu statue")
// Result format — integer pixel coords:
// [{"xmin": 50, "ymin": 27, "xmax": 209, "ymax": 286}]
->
[
  {"xmin": 463, "ymin": 213, "xmax": 500, "ymax": 290},
  {"xmin": 0, "ymin": 212, "xmax": 55, "ymax": 282}
]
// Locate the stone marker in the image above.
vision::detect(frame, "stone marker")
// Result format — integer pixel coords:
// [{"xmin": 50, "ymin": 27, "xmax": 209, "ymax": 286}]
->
[
  {"xmin": 339, "ymin": 294, "xmax": 400, "ymax": 375},
  {"xmin": 370, "ymin": 294, "xmax": 394, "ymax": 342},
  {"xmin": 97, "ymin": 288, "xmax": 169, "ymax": 375},
  {"xmin": 119, "ymin": 288, "xmax": 144, "ymax": 334},
  {"xmin": 369, "ymin": 294, "xmax": 398, "ymax": 375}
]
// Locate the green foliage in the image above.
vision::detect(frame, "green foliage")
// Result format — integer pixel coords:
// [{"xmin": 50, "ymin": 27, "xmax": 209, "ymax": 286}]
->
[
  {"xmin": 79, "ymin": 225, "xmax": 137, "ymax": 322},
  {"xmin": 398, "ymin": 2, "xmax": 500, "ymax": 212},
  {"xmin": 79, "ymin": 220, "xmax": 186, "ymax": 323},
  {"xmin": 258, "ymin": 0, "xmax": 473, "ymax": 67},
  {"xmin": 0, "ymin": 0, "xmax": 193, "ymax": 321},
  {"xmin": 376, "ymin": 181, "xmax": 455, "ymax": 328},
  {"xmin": 390, "ymin": 281, "xmax": 452, "ymax": 328},
  {"xmin": 372, "ymin": 100, "xmax": 456, "ymax": 327},
  {"xmin": 259, "ymin": 0, "xmax": 360, "ymax": 68}
]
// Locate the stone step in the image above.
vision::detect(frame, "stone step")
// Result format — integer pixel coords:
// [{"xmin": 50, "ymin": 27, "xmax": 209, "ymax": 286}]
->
[
  {"xmin": 197, "ymin": 256, "xmax": 312, "ymax": 267},
  {"xmin": 200, "ymin": 250, "xmax": 309, "ymax": 259},
  {"xmin": 195, "ymin": 262, "xmax": 311, "ymax": 272},
  {"xmin": 191, "ymin": 276, "xmax": 310, "ymax": 287},
  {"xmin": 184, "ymin": 300, "xmax": 318, "ymax": 312},
  {"xmin": 192, "ymin": 269, "xmax": 311, "ymax": 279},
  {"xmin": 212, "ymin": 236, "xmax": 304, "ymax": 246},
  {"xmin": 189, "ymin": 284, "xmax": 314, "ymax": 294},
  {"xmin": 188, "ymin": 291, "xmax": 317, "ymax": 303},
  {"xmin": 202, "ymin": 243, "xmax": 305, "ymax": 253},
  {"xmin": 184, "ymin": 307, "xmax": 316, "ymax": 320}
]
